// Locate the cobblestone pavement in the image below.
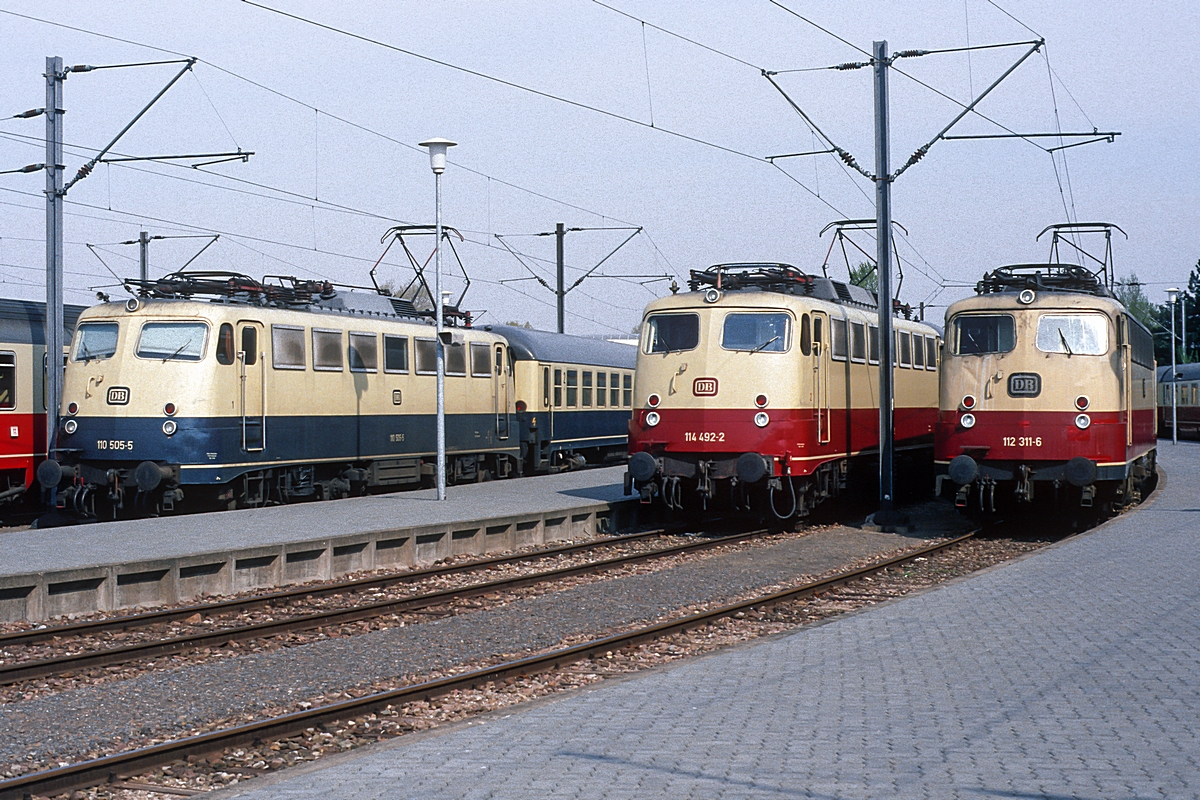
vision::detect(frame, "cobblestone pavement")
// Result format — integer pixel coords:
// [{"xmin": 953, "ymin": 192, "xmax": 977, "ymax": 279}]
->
[{"xmin": 218, "ymin": 442, "xmax": 1200, "ymax": 800}]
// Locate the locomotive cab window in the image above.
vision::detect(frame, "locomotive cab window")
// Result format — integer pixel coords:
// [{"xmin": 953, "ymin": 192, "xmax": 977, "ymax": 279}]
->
[
  {"xmin": 0, "ymin": 351, "xmax": 14, "ymax": 410},
  {"xmin": 272, "ymin": 325, "xmax": 305, "ymax": 369},
  {"xmin": 312, "ymin": 329, "xmax": 344, "ymax": 371},
  {"xmin": 953, "ymin": 314, "xmax": 1015, "ymax": 355},
  {"xmin": 1036, "ymin": 314, "xmax": 1108, "ymax": 356},
  {"xmin": 216, "ymin": 323, "xmax": 235, "ymax": 365},
  {"xmin": 73, "ymin": 322, "xmax": 119, "ymax": 362},
  {"xmin": 470, "ymin": 342, "xmax": 492, "ymax": 377},
  {"xmin": 643, "ymin": 313, "xmax": 699, "ymax": 354},
  {"xmin": 137, "ymin": 322, "xmax": 208, "ymax": 362},
  {"xmin": 383, "ymin": 334, "xmax": 409, "ymax": 373},
  {"xmin": 349, "ymin": 332, "xmax": 378, "ymax": 373},
  {"xmin": 721, "ymin": 313, "xmax": 789, "ymax": 352},
  {"xmin": 830, "ymin": 318, "xmax": 848, "ymax": 361}
]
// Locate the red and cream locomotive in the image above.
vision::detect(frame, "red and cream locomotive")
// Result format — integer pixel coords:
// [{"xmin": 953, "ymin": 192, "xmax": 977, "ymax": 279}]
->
[{"xmin": 625, "ymin": 263, "xmax": 941, "ymax": 519}]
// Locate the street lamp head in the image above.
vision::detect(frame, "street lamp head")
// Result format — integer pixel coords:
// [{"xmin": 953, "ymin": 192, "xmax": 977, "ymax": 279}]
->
[
  {"xmin": 419, "ymin": 138, "xmax": 457, "ymax": 174},
  {"xmin": 1167, "ymin": 287, "xmax": 1179, "ymax": 304}
]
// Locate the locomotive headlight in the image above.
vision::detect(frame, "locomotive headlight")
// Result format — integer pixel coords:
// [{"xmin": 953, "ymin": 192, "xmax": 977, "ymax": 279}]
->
[
  {"xmin": 647, "ymin": 393, "xmax": 661, "ymax": 408},
  {"xmin": 162, "ymin": 420, "xmax": 177, "ymax": 436},
  {"xmin": 754, "ymin": 411, "xmax": 770, "ymax": 428},
  {"xmin": 1018, "ymin": 288, "xmax": 1036, "ymax": 305},
  {"xmin": 1074, "ymin": 413, "xmax": 1091, "ymax": 430},
  {"xmin": 1074, "ymin": 395, "xmax": 1089, "ymax": 411},
  {"xmin": 63, "ymin": 419, "xmax": 77, "ymax": 434},
  {"xmin": 960, "ymin": 413, "xmax": 976, "ymax": 429},
  {"xmin": 961, "ymin": 395, "xmax": 976, "ymax": 410},
  {"xmin": 645, "ymin": 411, "xmax": 661, "ymax": 427}
]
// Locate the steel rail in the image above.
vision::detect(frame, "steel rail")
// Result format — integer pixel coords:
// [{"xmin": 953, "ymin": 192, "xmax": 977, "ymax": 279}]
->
[
  {"xmin": 0, "ymin": 526, "xmax": 691, "ymax": 650},
  {"xmin": 0, "ymin": 529, "xmax": 768, "ymax": 686},
  {"xmin": 0, "ymin": 531, "xmax": 974, "ymax": 800}
]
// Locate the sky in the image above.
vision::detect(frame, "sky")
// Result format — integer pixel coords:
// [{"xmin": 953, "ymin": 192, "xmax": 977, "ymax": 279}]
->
[{"xmin": 0, "ymin": 0, "xmax": 1196, "ymax": 337}]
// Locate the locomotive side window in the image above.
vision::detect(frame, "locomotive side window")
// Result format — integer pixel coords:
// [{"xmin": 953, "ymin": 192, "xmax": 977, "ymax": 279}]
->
[
  {"xmin": 812, "ymin": 316, "xmax": 823, "ymax": 355},
  {"xmin": 610, "ymin": 372, "xmax": 620, "ymax": 406},
  {"xmin": 1127, "ymin": 317, "xmax": 1155, "ymax": 368},
  {"xmin": 830, "ymin": 318, "xmax": 848, "ymax": 361},
  {"xmin": 470, "ymin": 342, "xmax": 491, "ymax": 377},
  {"xmin": 241, "ymin": 326, "xmax": 257, "ymax": 365},
  {"xmin": 868, "ymin": 325, "xmax": 880, "ymax": 364},
  {"xmin": 349, "ymin": 332, "xmax": 378, "ymax": 373},
  {"xmin": 953, "ymin": 314, "xmax": 1015, "ymax": 355},
  {"xmin": 272, "ymin": 325, "xmax": 306, "ymax": 369},
  {"xmin": 898, "ymin": 331, "xmax": 912, "ymax": 367},
  {"xmin": 644, "ymin": 313, "xmax": 699, "ymax": 354},
  {"xmin": 137, "ymin": 322, "xmax": 208, "ymax": 362},
  {"xmin": 554, "ymin": 368, "xmax": 563, "ymax": 407},
  {"xmin": 383, "ymin": 335, "xmax": 409, "ymax": 373},
  {"xmin": 850, "ymin": 322, "xmax": 866, "ymax": 363},
  {"xmin": 216, "ymin": 324, "xmax": 235, "ymax": 365},
  {"xmin": 446, "ymin": 343, "xmax": 467, "ymax": 376},
  {"xmin": 73, "ymin": 322, "xmax": 119, "ymax": 362},
  {"xmin": 926, "ymin": 336, "xmax": 938, "ymax": 370},
  {"xmin": 566, "ymin": 370, "xmax": 578, "ymax": 407},
  {"xmin": 912, "ymin": 333, "xmax": 925, "ymax": 368},
  {"xmin": 0, "ymin": 351, "xmax": 14, "ymax": 409},
  {"xmin": 312, "ymin": 329, "xmax": 344, "ymax": 371},
  {"xmin": 1036, "ymin": 314, "xmax": 1108, "ymax": 356},
  {"xmin": 623, "ymin": 374, "xmax": 633, "ymax": 407},
  {"xmin": 415, "ymin": 338, "xmax": 437, "ymax": 374},
  {"xmin": 582, "ymin": 372, "xmax": 593, "ymax": 406},
  {"xmin": 596, "ymin": 372, "xmax": 606, "ymax": 406},
  {"xmin": 722, "ymin": 313, "xmax": 789, "ymax": 353},
  {"xmin": 800, "ymin": 314, "xmax": 811, "ymax": 356}
]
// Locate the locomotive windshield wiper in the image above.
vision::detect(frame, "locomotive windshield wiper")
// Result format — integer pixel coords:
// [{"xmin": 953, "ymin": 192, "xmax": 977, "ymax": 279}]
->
[
  {"xmin": 749, "ymin": 335, "xmax": 780, "ymax": 354},
  {"xmin": 163, "ymin": 339, "xmax": 193, "ymax": 362},
  {"xmin": 1058, "ymin": 329, "xmax": 1073, "ymax": 357}
]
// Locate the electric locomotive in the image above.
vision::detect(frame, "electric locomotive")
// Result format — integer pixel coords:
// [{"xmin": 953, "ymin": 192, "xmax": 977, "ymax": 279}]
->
[
  {"xmin": 1157, "ymin": 362, "xmax": 1200, "ymax": 439},
  {"xmin": 625, "ymin": 263, "xmax": 941, "ymax": 519},
  {"xmin": 936, "ymin": 263, "xmax": 1157, "ymax": 513},
  {"xmin": 0, "ymin": 299, "xmax": 84, "ymax": 511}
]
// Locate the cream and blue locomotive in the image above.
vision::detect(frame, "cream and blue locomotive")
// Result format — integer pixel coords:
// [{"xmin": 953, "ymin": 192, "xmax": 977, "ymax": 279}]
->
[{"xmin": 40, "ymin": 274, "xmax": 526, "ymax": 516}]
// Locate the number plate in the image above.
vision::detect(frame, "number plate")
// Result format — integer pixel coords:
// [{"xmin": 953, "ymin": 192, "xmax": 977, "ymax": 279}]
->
[{"xmin": 684, "ymin": 431, "xmax": 725, "ymax": 442}]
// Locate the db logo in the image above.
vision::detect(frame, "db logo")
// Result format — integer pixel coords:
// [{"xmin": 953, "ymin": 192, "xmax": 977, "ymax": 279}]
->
[
  {"xmin": 106, "ymin": 386, "xmax": 130, "ymax": 405},
  {"xmin": 692, "ymin": 378, "xmax": 718, "ymax": 396}
]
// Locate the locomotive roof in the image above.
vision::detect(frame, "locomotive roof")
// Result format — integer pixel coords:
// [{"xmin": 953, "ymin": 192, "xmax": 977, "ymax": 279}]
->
[
  {"xmin": 483, "ymin": 324, "xmax": 636, "ymax": 369},
  {"xmin": 1159, "ymin": 362, "xmax": 1200, "ymax": 383},
  {"xmin": 0, "ymin": 298, "xmax": 86, "ymax": 345},
  {"xmin": 947, "ymin": 289, "xmax": 1126, "ymax": 316}
]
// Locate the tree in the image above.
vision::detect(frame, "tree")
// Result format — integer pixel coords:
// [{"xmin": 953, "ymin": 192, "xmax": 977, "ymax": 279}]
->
[
  {"xmin": 848, "ymin": 261, "xmax": 878, "ymax": 292},
  {"xmin": 1114, "ymin": 273, "xmax": 1156, "ymax": 330}
]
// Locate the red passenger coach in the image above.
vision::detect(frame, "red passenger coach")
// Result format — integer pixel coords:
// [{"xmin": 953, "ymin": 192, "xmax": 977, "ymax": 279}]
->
[{"xmin": 625, "ymin": 263, "xmax": 940, "ymax": 520}]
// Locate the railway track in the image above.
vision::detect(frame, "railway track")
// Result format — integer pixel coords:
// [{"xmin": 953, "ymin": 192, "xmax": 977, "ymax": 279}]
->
[
  {"xmin": 0, "ymin": 525, "xmax": 768, "ymax": 687},
  {"xmin": 0, "ymin": 531, "xmax": 976, "ymax": 800}
]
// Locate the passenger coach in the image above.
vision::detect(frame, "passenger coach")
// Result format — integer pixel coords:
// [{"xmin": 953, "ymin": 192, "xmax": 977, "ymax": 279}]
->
[
  {"xmin": 626, "ymin": 263, "xmax": 940, "ymax": 519},
  {"xmin": 1158, "ymin": 362, "xmax": 1200, "ymax": 439}
]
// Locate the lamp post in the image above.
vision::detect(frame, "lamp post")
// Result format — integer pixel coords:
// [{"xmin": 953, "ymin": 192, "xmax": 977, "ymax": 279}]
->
[
  {"xmin": 419, "ymin": 137, "xmax": 457, "ymax": 500},
  {"xmin": 1168, "ymin": 287, "xmax": 1179, "ymax": 445}
]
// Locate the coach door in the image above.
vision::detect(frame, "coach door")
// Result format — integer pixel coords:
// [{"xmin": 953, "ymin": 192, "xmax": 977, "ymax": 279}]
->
[
  {"xmin": 542, "ymin": 364, "xmax": 554, "ymax": 438},
  {"xmin": 811, "ymin": 311, "xmax": 831, "ymax": 444},
  {"xmin": 239, "ymin": 322, "xmax": 265, "ymax": 452},
  {"xmin": 494, "ymin": 344, "xmax": 510, "ymax": 440}
]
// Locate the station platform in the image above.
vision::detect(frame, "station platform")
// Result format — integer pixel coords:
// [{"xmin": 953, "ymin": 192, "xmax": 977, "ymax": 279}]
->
[
  {"xmin": 0, "ymin": 467, "xmax": 634, "ymax": 622},
  {"xmin": 215, "ymin": 441, "xmax": 1200, "ymax": 800}
]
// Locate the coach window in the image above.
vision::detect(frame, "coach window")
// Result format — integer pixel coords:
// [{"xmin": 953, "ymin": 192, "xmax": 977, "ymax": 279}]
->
[
  {"xmin": 868, "ymin": 325, "xmax": 880, "ymax": 365},
  {"xmin": 73, "ymin": 322, "xmax": 119, "ymax": 362},
  {"xmin": 565, "ymin": 369, "xmax": 578, "ymax": 407},
  {"xmin": 349, "ymin": 332, "xmax": 378, "ymax": 373},
  {"xmin": 470, "ymin": 342, "xmax": 492, "ymax": 377},
  {"xmin": 216, "ymin": 323, "xmax": 235, "ymax": 365},
  {"xmin": 0, "ymin": 352, "xmax": 15, "ymax": 410},
  {"xmin": 912, "ymin": 334, "xmax": 925, "ymax": 369},
  {"xmin": 138, "ymin": 322, "xmax": 208, "ymax": 362},
  {"xmin": 850, "ymin": 322, "xmax": 866, "ymax": 363},
  {"xmin": 1036, "ymin": 314, "xmax": 1108, "ymax": 356},
  {"xmin": 272, "ymin": 325, "xmax": 305, "ymax": 369},
  {"xmin": 722, "ymin": 313, "xmax": 789, "ymax": 353},
  {"xmin": 623, "ymin": 373, "xmax": 633, "ymax": 407},
  {"xmin": 953, "ymin": 314, "xmax": 1015, "ymax": 355},
  {"xmin": 898, "ymin": 331, "xmax": 912, "ymax": 367},
  {"xmin": 830, "ymin": 318, "xmax": 848, "ymax": 361},
  {"xmin": 926, "ymin": 336, "xmax": 938, "ymax": 370},
  {"xmin": 596, "ymin": 372, "xmax": 606, "ymax": 407},
  {"xmin": 643, "ymin": 313, "xmax": 700, "ymax": 354},
  {"xmin": 415, "ymin": 338, "xmax": 437, "ymax": 374},
  {"xmin": 610, "ymin": 373, "xmax": 620, "ymax": 406},
  {"xmin": 383, "ymin": 334, "xmax": 409, "ymax": 373},
  {"xmin": 312, "ymin": 329, "xmax": 344, "ymax": 371},
  {"xmin": 554, "ymin": 368, "xmax": 563, "ymax": 407},
  {"xmin": 240, "ymin": 326, "xmax": 257, "ymax": 365},
  {"xmin": 582, "ymin": 371, "xmax": 593, "ymax": 407},
  {"xmin": 799, "ymin": 314, "xmax": 811, "ymax": 356}
]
